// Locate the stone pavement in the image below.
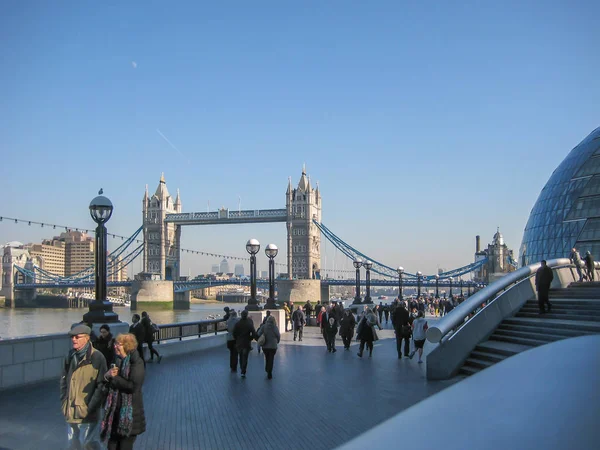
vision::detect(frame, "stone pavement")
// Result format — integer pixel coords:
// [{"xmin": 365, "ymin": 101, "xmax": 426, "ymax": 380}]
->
[{"xmin": 0, "ymin": 319, "xmax": 457, "ymax": 450}]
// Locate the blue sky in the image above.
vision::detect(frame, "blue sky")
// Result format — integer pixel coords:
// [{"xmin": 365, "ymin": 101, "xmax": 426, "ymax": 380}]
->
[{"xmin": 1, "ymin": 1, "xmax": 598, "ymax": 278}]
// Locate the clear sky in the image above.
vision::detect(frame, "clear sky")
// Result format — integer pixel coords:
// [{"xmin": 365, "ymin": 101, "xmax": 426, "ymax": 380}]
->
[{"xmin": 1, "ymin": 1, "xmax": 598, "ymax": 278}]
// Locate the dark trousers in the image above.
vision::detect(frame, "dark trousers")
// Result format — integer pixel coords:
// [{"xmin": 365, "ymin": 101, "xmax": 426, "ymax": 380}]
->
[
  {"xmin": 238, "ymin": 348, "xmax": 250, "ymax": 374},
  {"xmin": 108, "ymin": 435, "xmax": 137, "ymax": 450},
  {"xmin": 294, "ymin": 326, "xmax": 303, "ymax": 340},
  {"xmin": 341, "ymin": 332, "xmax": 353, "ymax": 349},
  {"xmin": 325, "ymin": 333, "xmax": 336, "ymax": 351},
  {"xmin": 587, "ymin": 267, "xmax": 595, "ymax": 281},
  {"xmin": 384, "ymin": 311, "xmax": 390, "ymax": 323},
  {"xmin": 538, "ymin": 289, "xmax": 551, "ymax": 313},
  {"xmin": 262, "ymin": 348, "xmax": 277, "ymax": 375},
  {"xmin": 136, "ymin": 344, "xmax": 145, "ymax": 366},
  {"xmin": 395, "ymin": 332, "xmax": 410, "ymax": 357},
  {"xmin": 359, "ymin": 340, "xmax": 373, "ymax": 355},
  {"xmin": 147, "ymin": 340, "xmax": 160, "ymax": 359},
  {"xmin": 227, "ymin": 340, "xmax": 238, "ymax": 370}
]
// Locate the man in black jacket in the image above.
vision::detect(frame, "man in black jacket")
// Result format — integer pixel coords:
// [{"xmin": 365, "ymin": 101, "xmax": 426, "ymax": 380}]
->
[
  {"xmin": 129, "ymin": 314, "xmax": 146, "ymax": 365},
  {"xmin": 392, "ymin": 304, "xmax": 411, "ymax": 358},
  {"xmin": 292, "ymin": 306, "xmax": 306, "ymax": 341},
  {"xmin": 535, "ymin": 260, "xmax": 554, "ymax": 314},
  {"xmin": 233, "ymin": 310, "xmax": 257, "ymax": 378}
]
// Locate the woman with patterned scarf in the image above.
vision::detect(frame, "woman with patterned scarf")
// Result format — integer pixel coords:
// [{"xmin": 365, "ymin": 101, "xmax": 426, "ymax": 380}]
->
[{"xmin": 101, "ymin": 333, "xmax": 146, "ymax": 449}]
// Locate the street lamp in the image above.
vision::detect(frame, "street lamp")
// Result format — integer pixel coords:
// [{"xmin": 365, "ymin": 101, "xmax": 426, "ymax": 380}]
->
[
  {"xmin": 265, "ymin": 244, "xmax": 278, "ymax": 309},
  {"xmin": 468, "ymin": 281, "xmax": 472, "ymax": 296},
  {"xmin": 459, "ymin": 278, "xmax": 464, "ymax": 297},
  {"xmin": 449, "ymin": 276, "xmax": 454, "ymax": 298},
  {"xmin": 352, "ymin": 259, "xmax": 363, "ymax": 305},
  {"xmin": 246, "ymin": 239, "xmax": 260, "ymax": 311},
  {"xmin": 363, "ymin": 260, "xmax": 373, "ymax": 304},
  {"xmin": 416, "ymin": 271, "xmax": 422, "ymax": 298},
  {"xmin": 397, "ymin": 266, "xmax": 404, "ymax": 301},
  {"xmin": 83, "ymin": 189, "xmax": 119, "ymax": 324},
  {"xmin": 435, "ymin": 274, "xmax": 439, "ymax": 299}
]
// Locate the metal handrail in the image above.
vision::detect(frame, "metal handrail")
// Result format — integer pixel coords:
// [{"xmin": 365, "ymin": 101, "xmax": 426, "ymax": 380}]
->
[
  {"xmin": 426, "ymin": 258, "xmax": 573, "ymax": 343},
  {"xmin": 154, "ymin": 318, "xmax": 227, "ymax": 343}
]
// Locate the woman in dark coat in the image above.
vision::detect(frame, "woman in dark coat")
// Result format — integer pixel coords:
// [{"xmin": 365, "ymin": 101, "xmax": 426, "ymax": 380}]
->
[
  {"xmin": 141, "ymin": 311, "xmax": 162, "ymax": 363},
  {"xmin": 94, "ymin": 324, "xmax": 115, "ymax": 366},
  {"xmin": 102, "ymin": 333, "xmax": 146, "ymax": 449},
  {"xmin": 339, "ymin": 309, "xmax": 356, "ymax": 350},
  {"xmin": 257, "ymin": 316, "xmax": 281, "ymax": 379},
  {"xmin": 356, "ymin": 308, "xmax": 381, "ymax": 358}
]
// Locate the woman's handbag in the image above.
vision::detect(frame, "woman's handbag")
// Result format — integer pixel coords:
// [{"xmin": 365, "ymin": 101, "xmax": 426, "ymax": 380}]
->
[{"xmin": 257, "ymin": 333, "xmax": 266, "ymax": 346}]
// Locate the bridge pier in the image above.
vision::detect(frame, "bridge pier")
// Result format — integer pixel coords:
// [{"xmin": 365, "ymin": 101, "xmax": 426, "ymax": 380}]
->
[
  {"xmin": 130, "ymin": 280, "xmax": 175, "ymax": 310},
  {"xmin": 174, "ymin": 291, "xmax": 191, "ymax": 310},
  {"xmin": 277, "ymin": 279, "xmax": 325, "ymax": 304}
]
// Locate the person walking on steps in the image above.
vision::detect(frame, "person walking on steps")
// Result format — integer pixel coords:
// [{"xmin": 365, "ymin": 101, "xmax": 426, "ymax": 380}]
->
[
  {"xmin": 570, "ymin": 247, "xmax": 585, "ymax": 282},
  {"xmin": 409, "ymin": 311, "xmax": 428, "ymax": 363},
  {"xmin": 141, "ymin": 312, "xmax": 162, "ymax": 363},
  {"xmin": 584, "ymin": 251, "xmax": 595, "ymax": 282},
  {"xmin": 535, "ymin": 260, "xmax": 553, "ymax": 314}
]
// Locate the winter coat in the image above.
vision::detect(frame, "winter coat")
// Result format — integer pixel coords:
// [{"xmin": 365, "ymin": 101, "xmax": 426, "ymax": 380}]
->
[
  {"xmin": 141, "ymin": 316, "xmax": 155, "ymax": 343},
  {"xmin": 292, "ymin": 309, "xmax": 306, "ymax": 328},
  {"xmin": 257, "ymin": 321, "xmax": 280, "ymax": 349},
  {"xmin": 324, "ymin": 315, "xmax": 338, "ymax": 337},
  {"xmin": 104, "ymin": 349, "xmax": 146, "ymax": 436},
  {"xmin": 339, "ymin": 313, "xmax": 356, "ymax": 337},
  {"xmin": 93, "ymin": 334, "xmax": 115, "ymax": 367},
  {"xmin": 129, "ymin": 322, "xmax": 146, "ymax": 347},
  {"xmin": 535, "ymin": 265, "xmax": 554, "ymax": 292},
  {"xmin": 226, "ymin": 316, "xmax": 240, "ymax": 342},
  {"xmin": 60, "ymin": 344, "xmax": 107, "ymax": 424},
  {"xmin": 357, "ymin": 313, "xmax": 380, "ymax": 342},
  {"xmin": 392, "ymin": 306, "xmax": 410, "ymax": 334},
  {"xmin": 233, "ymin": 317, "xmax": 257, "ymax": 351}
]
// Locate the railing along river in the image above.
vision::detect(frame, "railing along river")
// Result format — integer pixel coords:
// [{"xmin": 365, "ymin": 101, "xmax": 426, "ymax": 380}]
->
[{"xmin": 153, "ymin": 318, "xmax": 227, "ymax": 343}]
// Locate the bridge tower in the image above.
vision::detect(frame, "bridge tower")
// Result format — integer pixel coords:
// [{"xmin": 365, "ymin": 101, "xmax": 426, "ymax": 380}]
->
[
  {"xmin": 286, "ymin": 166, "xmax": 322, "ymax": 279},
  {"xmin": 142, "ymin": 174, "xmax": 182, "ymax": 280}
]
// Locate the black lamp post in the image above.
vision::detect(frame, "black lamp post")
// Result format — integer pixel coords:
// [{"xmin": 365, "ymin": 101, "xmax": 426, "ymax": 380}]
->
[
  {"xmin": 397, "ymin": 266, "xmax": 404, "ymax": 301},
  {"xmin": 265, "ymin": 243, "xmax": 278, "ymax": 309},
  {"xmin": 416, "ymin": 271, "xmax": 422, "ymax": 298},
  {"xmin": 459, "ymin": 278, "xmax": 464, "ymax": 297},
  {"xmin": 364, "ymin": 260, "xmax": 373, "ymax": 304},
  {"xmin": 83, "ymin": 189, "xmax": 119, "ymax": 324},
  {"xmin": 353, "ymin": 259, "xmax": 363, "ymax": 305},
  {"xmin": 449, "ymin": 276, "xmax": 454, "ymax": 298},
  {"xmin": 435, "ymin": 274, "xmax": 439, "ymax": 299},
  {"xmin": 246, "ymin": 238, "xmax": 260, "ymax": 311},
  {"xmin": 468, "ymin": 281, "xmax": 472, "ymax": 296}
]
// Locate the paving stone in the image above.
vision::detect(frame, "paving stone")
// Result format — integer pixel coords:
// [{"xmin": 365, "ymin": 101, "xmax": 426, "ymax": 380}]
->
[{"xmin": 0, "ymin": 320, "xmax": 456, "ymax": 450}]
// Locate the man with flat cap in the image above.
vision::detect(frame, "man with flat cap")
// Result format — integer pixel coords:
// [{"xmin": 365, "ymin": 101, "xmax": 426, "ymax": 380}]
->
[{"xmin": 60, "ymin": 324, "xmax": 107, "ymax": 449}]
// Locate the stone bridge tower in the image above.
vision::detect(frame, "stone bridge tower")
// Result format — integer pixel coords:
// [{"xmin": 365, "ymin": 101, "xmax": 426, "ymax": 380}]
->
[
  {"xmin": 286, "ymin": 166, "xmax": 322, "ymax": 279},
  {"xmin": 142, "ymin": 174, "xmax": 182, "ymax": 280}
]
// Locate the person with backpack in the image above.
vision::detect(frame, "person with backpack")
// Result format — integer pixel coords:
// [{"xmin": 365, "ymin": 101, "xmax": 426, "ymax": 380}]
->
[
  {"xmin": 356, "ymin": 308, "xmax": 381, "ymax": 358},
  {"xmin": 141, "ymin": 311, "xmax": 162, "ymax": 364}
]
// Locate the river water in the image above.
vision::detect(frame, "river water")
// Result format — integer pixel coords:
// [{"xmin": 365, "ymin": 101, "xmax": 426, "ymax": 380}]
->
[{"xmin": 0, "ymin": 303, "xmax": 242, "ymax": 339}]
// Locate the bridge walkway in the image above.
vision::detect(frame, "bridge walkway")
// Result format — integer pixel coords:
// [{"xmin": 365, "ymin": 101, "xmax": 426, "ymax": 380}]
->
[{"xmin": 0, "ymin": 320, "xmax": 457, "ymax": 450}]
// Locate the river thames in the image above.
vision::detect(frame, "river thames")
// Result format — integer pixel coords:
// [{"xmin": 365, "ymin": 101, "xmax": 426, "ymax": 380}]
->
[{"xmin": 0, "ymin": 302, "xmax": 242, "ymax": 339}]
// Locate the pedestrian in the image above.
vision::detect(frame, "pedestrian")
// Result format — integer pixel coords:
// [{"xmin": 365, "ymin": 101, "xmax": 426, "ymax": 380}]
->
[
  {"xmin": 226, "ymin": 310, "xmax": 240, "ymax": 372},
  {"xmin": 223, "ymin": 307, "xmax": 231, "ymax": 321},
  {"xmin": 304, "ymin": 300, "xmax": 313, "ymax": 322},
  {"xmin": 320, "ymin": 306, "xmax": 337, "ymax": 352},
  {"xmin": 409, "ymin": 311, "xmax": 428, "ymax": 363},
  {"xmin": 535, "ymin": 259, "xmax": 554, "ymax": 314},
  {"xmin": 129, "ymin": 314, "xmax": 146, "ymax": 364},
  {"xmin": 392, "ymin": 303, "xmax": 411, "ymax": 359},
  {"xmin": 339, "ymin": 309, "xmax": 356, "ymax": 350},
  {"xmin": 356, "ymin": 308, "xmax": 381, "ymax": 358},
  {"xmin": 141, "ymin": 312, "xmax": 162, "ymax": 363},
  {"xmin": 383, "ymin": 304, "xmax": 390, "ymax": 324},
  {"xmin": 61, "ymin": 324, "xmax": 107, "ymax": 450},
  {"xmin": 584, "ymin": 251, "xmax": 595, "ymax": 281},
  {"xmin": 570, "ymin": 247, "xmax": 585, "ymax": 282},
  {"xmin": 284, "ymin": 302, "xmax": 291, "ymax": 332},
  {"xmin": 377, "ymin": 303, "xmax": 384, "ymax": 323},
  {"xmin": 324, "ymin": 313, "xmax": 339, "ymax": 353},
  {"xmin": 232, "ymin": 310, "xmax": 257, "ymax": 378},
  {"xmin": 292, "ymin": 305, "xmax": 306, "ymax": 341},
  {"xmin": 256, "ymin": 315, "xmax": 280, "ymax": 379},
  {"xmin": 101, "ymin": 333, "xmax": 146, "ymax": 449},
  {"xmin": 94, "ymin": 324, "xmax": 115, "ymax": 367}
]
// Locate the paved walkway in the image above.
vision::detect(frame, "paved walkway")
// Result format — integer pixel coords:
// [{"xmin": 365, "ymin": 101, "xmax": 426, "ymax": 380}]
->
[{"xmin": 0, "ymin": 320, "xmax": 457, "ymax": 450}]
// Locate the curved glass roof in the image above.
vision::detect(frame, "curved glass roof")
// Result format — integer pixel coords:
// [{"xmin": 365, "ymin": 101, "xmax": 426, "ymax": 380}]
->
[{"xmin": 520, "ymin": 127, "xmax": 600, "ymax": 266}]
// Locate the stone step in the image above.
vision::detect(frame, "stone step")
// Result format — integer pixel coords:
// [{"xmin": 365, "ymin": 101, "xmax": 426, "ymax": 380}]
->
[
  {"xmin": 567, "ymin": 281, "xmax": 600, "ymax": 288},
  {"xmin": 519, "ymin": 307, "xmax": 600, "ymax": 317},
  {"xmin": 462, "ymin": 357, "xmax": 495, "ymax": 371},
  {"xmin": 488, "ymin": 334, "xmax": 548, "ymax": 347},
  {"xmin": 525, "ymin": 298, "xmax": 600, "ymax": 307},
  {"xmin": 458, "ymin": 365, "xmax": 480, "ymax": 377},
  {"xmin": 515, "ymin": 312, "xmax": 600, "ymax": 322},
  {"xmin": 549, "ymin": 292, "xmax": 600, "ymax": 299},
  {"xmin": 492, "ymin": 329, "xmax": 567, "ymax": 343},
  {"xmin": 497, "ymin": 323, "xmax": 594, "ymax": 338},
  {"xmin": 503, "ymin": 317, "xmax": 600, "ymax": 333},
  {"xmin": 474, "ymin": 340, "xmax": 533, "ymax": 357},
  {"xmin": 470, "ymin": 350, "xmax": 507, "ymax": 364}
]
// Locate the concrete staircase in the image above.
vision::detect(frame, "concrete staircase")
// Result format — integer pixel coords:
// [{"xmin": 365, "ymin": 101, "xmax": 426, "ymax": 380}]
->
[{"xmin": 459, "ymin": 282, "xmax": 600, "ymax": 376}]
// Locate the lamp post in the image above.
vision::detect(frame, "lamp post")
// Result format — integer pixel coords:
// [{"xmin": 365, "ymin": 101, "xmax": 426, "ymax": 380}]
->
[
  {"xmin": 435, "ymin": 274, "xmax": 439, "ymax": 299},
  {"xmin": 364, "ymin": 260, "xmax": 373, "ymax": 304},
  {"xmin": 353, "ymin": 259, "xmax": 363, "ymax": 304},
  {"xmin": 449, "ymin": 276, "xmax": 454, "ymax": 298},
  {"xmin": 416, "ymin": 271, "xmax": 422, "ymax": 297},
  {"xmin": 265, "ymin": 244, "xmax": 278, "ymax": 309},
  {"xmin": 397, "ymin": 266, "xmax": 404, "ymax": 301},
  {"xmin": 468, "ymin": 281, "xmax": 472, "ymax": 296},
  {"xmin": 459, "ymin": 278, "xmax": 464, "ymax": 297},
  {"xmin": 246, "ymin": 239, "xmax": 260, "ymax": 310},
  {"xmin": 83, "ymin": 189, "xmax": 119, "ymax": 324}
]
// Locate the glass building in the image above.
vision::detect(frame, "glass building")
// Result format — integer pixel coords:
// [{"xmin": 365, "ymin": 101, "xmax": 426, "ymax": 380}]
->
[{"xmin": 520, "ymin": 127, "xmax": 600, "ymax": 266}]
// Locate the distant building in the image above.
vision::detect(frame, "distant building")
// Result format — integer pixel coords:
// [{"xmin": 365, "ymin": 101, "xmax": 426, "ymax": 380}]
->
[
  {"xmin": 61, "ymin": 231, "xmax": 94, "ymax": 276},
  {"xmin": 474, "ymin": 229, "xmax": 516, "ymax": 283},
  {"xmin": 26, "ymin": 239, "xmax": 66, "ymax": 276},
  {"xmin": 219, "ymin": 258, "xmax": 230, "ymax": 274},
  {"xmin": 211, "ymin": 264, "xmax": 220, "ymax": 274},
  {"xmin": 234, "ymin": 264, "xmax": 244, "ymax": 277},
  {"xmin": 260, "ymin": 270, "xmax": 268, "ymax": 278}
]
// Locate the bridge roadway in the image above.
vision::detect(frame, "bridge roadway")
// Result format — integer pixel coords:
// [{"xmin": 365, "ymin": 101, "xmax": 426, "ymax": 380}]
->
[{"xmin": 0, "ymin": 320, "xmax": 458, "ymax": 450}]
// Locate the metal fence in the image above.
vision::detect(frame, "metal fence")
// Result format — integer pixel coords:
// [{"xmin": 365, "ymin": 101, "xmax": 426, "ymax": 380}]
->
[{"xmin": 153, "ymin": 318, "xmax": 227, "ymax": 343}]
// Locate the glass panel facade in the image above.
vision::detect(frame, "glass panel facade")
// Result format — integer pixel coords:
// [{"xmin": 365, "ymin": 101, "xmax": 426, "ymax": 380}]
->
[{"xmin": 520, "ymin": 127, "xmax": 600, "ymax": 265}]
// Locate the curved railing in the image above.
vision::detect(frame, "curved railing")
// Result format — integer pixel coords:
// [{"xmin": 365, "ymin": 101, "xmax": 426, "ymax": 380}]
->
[{"xmin": 426, "ymin": 258, "xmax": 574, "ymax": 343}]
